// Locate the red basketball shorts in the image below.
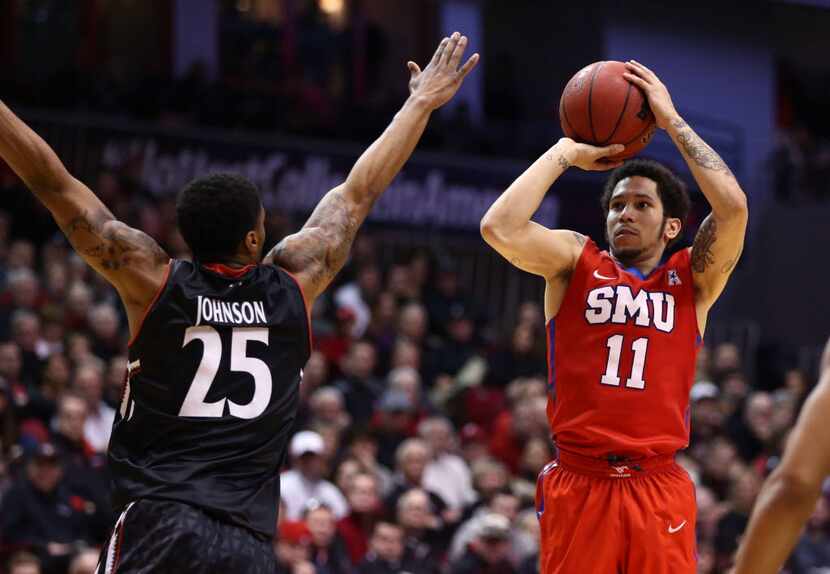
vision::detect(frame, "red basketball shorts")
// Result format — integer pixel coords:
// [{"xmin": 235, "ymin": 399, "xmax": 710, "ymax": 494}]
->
[{"xmin": 535, "ymin": 451, "xmax": 697, "ymax": 574}]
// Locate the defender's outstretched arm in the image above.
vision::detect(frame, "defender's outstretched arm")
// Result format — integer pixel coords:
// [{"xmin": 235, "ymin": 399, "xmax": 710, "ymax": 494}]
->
[
  {"xmin": 265, "ymin": 33, "xmax": 478, "ymax": 303},
  {"xmin": 0, "ymin": 100, "xmax": 168, "ymax": 332}
]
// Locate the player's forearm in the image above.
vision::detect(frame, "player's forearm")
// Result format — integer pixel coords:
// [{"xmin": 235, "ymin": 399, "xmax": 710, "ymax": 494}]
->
[
  {"xmin": 666, "ymin": 116, "xmax": 747, "ymax": 219},
  {"xmin": 341, "ymin": 95, "xmax": 433, "ymax": 208},
  {"xmin": 733, "ymin": 471, "xmax": 820, "ymax": 574},
  {"xmin": 0, "ymin": 100, "xmax": 71, "ymax": 196},
  {"xmin": 481, "ymin": 140, "xmax": 570, "ymax": 237}
]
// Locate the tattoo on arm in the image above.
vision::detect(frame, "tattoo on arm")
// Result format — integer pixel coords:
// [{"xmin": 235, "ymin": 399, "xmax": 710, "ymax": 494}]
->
[
  {"xmin": 719, "ymin": 241, "xmax": 744, "ymax": 275},
  {"xmin": 268, "ymin": 187, "xmax": 361, "ymax": 295},
  {"xmin": 545, "ymin": 151, "xmax": 570, "ymax": 170},
  {"xmin": 691, "ymin": 217, "xmax": 717, "ymax": 273},
  {"xmin": 572, "ymin": 232, "xmax": 586, "ymax": 247},
  {"xmin": 673, "ymin": 121, "xmax": 734, "ymax": 177},
  {"xmin": 63, "ymin": 210, "xmax": 167, "ymax": 272}
]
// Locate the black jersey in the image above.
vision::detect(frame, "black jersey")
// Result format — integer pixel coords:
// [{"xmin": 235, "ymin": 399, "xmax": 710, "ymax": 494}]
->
[{"xmin": 108, "ymin": 260, "xmax": 310, "ymax": 540}]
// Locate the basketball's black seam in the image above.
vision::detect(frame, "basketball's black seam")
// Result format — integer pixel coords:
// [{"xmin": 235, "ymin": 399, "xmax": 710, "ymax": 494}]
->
[
  {"xmin": 587, "ymin": 62, "xmax": 605, "ymax": 144},
  {"xmin": 562, "ymin": 103, "xmax": 589, "ymax": 144},
  {"xmin": 599, "ymin": 81, "xmax": 633, "ymax": 146},
  {"xmin": 623, "ymin": 120, "xmax": 655, "ymax": 146}
]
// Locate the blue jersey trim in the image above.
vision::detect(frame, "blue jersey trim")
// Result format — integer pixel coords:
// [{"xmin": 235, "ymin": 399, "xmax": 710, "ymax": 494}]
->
[{"xmin": 548, "ymin": 320, "xmax": 557, "ymax": 403}]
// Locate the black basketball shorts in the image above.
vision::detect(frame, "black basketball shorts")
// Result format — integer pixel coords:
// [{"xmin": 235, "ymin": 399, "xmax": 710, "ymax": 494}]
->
[{"xmin": 95, "ymin": 499, "xmax": 276, "ymax": 574}]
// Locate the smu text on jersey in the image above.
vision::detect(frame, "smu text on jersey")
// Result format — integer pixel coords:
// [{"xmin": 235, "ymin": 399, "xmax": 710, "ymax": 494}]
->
[{"xmin": 585, "ymin": 286, "xmax": 675, "ymax": 332}]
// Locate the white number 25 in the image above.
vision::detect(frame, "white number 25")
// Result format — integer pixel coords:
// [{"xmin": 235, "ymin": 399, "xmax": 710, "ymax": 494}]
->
[{"xmin": 179, "ymin": 326, "xmax": 272, "ymax": 419}]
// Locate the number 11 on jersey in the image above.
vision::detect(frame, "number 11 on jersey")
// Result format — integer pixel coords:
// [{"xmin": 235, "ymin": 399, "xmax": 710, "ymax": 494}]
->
[{"xmin": 601, "ymin": 334, "xmax": 649, "ymax": 390}]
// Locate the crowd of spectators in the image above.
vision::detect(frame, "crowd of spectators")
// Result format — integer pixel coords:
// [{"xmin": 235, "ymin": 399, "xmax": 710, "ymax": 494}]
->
[{"xmin": 0, "ymin": 174, "xmax": 825, "ymax": 573}]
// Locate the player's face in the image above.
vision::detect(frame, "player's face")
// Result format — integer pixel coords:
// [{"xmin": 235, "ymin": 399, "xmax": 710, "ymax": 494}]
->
[{"xmin": 606, "ymin": 176, "xmax": 667, "ymax": 262}]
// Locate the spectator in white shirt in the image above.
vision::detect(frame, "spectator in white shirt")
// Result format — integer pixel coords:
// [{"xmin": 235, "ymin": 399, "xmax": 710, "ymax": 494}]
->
[
  {"xmin": 419, "ymin": 417, "xmax": 476, "ymax": 510},
  {"xmin": 334, "ymin": 264, "xmax": 381, "ymax": 338},
  {"xmin": 73, "ymin": 363, "xmax": 115, "ymax": 453},
  {"xmin": 281, "ymin": 431, "xmax": 349, "ymax": 521}
]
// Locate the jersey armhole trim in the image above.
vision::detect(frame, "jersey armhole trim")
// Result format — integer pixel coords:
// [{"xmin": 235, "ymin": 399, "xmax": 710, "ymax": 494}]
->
[
  {"xmin": 280, "ymin": 268, "xmax": 313, "ymax": 357},
  {"xmin": 680, "ymin": 248, "xmax": 705, "ymax": 345},
  {"xmin": 127, "ymin": 260, "xmax": 173, "ymax": 348},
  {"xmin": 547, "ymin": 238, "xmax": 597, "ymax": 322}
]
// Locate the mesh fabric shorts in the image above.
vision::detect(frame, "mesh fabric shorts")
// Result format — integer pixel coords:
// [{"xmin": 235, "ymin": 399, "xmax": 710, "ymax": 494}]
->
[{"xmin": 95, "ymin": 499, "xmax": 277, "ymax": 574}]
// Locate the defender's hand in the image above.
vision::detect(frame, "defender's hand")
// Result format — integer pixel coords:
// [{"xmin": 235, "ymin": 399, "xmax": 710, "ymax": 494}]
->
[
  {"xmin": 557, "ymin": 138, "xmax": 625, "ymax": 172},
  {"xmin": 623, "ymin": 60, "xmax": 679, "ymax": 130},
  {"xmin": 408, "ymin": 32, "xmax": 480, "ymax": 111}
]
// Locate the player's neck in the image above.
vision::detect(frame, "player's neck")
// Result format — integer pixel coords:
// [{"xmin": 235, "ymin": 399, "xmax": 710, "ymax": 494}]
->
[
  {"xmin": 210, "ymin": 254, "xmax": 257, "ymax": 268},
  {"xmin": 612, "ymin": 249, "xmax": 664, "ymax": 277}
]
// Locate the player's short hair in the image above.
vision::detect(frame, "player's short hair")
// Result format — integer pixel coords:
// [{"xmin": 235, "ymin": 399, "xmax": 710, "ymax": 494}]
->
[
  {"xmin": 176, "ymin": 173, "xmax": 262, "ymax": 262},
  {"xmin": 600, "ymin": 159, "xmax": 691, "ymax": 247}
]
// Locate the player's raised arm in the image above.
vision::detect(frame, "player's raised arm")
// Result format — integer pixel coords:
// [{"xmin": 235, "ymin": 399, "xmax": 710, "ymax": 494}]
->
[
  {"xmin": 264, "ymin": 32, "xmax": 478, "ymax": 302},
  {"xmin": 623, "ymin": 61, "xmax": 748, "ymax": 315},
  {"xmin": 479, "ymin": 138, "xmax": 623, "ymax": 279},
  {"xmin": 0, "ymin": 100, "xmax": 169, "ymax": 326},
  {"xmin": 731, "ymin": 337, "xmax": 830, "ymax": 574}
]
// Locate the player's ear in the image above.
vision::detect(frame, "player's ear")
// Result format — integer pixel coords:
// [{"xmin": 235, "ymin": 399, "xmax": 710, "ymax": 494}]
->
[
  {"xmin": 663, "ymin": 217, "xmax": 682, "ymax": 241},
  {"xmin": 244, "ymin": 229, "xmax": 259, "ymax": 256}
]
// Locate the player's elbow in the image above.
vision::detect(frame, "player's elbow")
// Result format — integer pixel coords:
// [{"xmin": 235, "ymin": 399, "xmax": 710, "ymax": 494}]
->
[
  {"xmin": 480, "ymin": 215, "xmax": 510, "ymax": 248},
  {"xmin": 721, "ymin": 188, "xmax": 748, "ymax": 221},
  {"xmin": 732, "ymin": 191, "xmax": 749, "ymax": 218},
  {"xmin": 479, "ymin": 216, "xmax": 497, "ymax": 244},
  {"xmin": 770, "ymin": 467, "xmax": 824, "ymax": 506}
]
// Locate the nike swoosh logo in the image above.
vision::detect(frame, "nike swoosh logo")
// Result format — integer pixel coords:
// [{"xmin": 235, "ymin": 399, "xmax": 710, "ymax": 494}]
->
[
  {"xmin": 593, "ymin": 270, "xmax": 616, "ymax": 281},
  {"xmin": 668, "ymin": 520, "xmax": 687, "ymax": 534}
]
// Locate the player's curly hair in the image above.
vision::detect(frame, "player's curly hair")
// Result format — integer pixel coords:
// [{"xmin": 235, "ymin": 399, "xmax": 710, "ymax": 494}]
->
[
  {"xmin": 600, "ymin": 159, "xmax": 691, "ymax": 247},
  {"xmin": 176, "ymin": 173, "xmax": 262, "ymax": 262}
]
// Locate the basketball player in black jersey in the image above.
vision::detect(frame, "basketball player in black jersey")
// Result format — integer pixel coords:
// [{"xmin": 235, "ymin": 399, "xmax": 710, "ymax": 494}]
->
[{"xmin": 0, "ymin": 33, "xmax": 478, "ymax": 573}]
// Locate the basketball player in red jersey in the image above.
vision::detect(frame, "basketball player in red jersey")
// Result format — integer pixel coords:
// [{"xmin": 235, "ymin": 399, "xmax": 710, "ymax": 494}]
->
[
  {"xmin": 732, "ymin": 336, "xmax": 830, "ymax": 574},
  {"xmin": 481, "ymin": 60, "xmax": 748, "ymax": 573}
]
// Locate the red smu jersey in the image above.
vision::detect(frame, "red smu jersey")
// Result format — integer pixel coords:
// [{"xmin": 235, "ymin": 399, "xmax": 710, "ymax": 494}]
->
[{"xmin": 547, "ymin": 239, "xmax": 700, "ymax": 459}]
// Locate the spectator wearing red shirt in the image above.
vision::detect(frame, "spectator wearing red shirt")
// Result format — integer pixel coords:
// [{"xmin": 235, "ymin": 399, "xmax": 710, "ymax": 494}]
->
[{"xmin": 338, "ymin": 472, "xmax": 384, "ymax": 566}]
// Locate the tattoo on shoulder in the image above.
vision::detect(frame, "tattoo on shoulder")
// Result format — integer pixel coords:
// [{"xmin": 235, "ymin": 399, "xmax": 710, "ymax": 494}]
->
[
  {"xmin": 691, "ymin": 217, "xmax": 717, "ymax": 273},
  {"xmin": 268, "ymin": 187, "xmax": 360, "ymax": 295},
  {"xmin": 268, "ymin": 234, "xmax": 327, "ymax": 287},
  {"xmin": 674, "ymin": 125, "xmax": 735, "ymax": 178},
  {"xmin": 572, "ymin": 232, "xmax": 587, "ymax": 247}
]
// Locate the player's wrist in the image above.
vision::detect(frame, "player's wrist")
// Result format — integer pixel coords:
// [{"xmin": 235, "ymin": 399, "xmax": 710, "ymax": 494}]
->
[
  {"xmin": 553, "ymin": 138, "xmax": 577, "ymax": 167},
  {"xmin": 405, "ymin": 93, "xmax": 438, "ymax": 114},
  {"xmin": 664, "ymin": 113, "xmax": 686, "ymax": 132}
]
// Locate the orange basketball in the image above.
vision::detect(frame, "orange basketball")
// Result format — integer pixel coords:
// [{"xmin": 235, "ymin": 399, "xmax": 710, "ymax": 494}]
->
[{"xmin": 559, "ymin": 61, "xmax": 656, "ymax": 161}]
